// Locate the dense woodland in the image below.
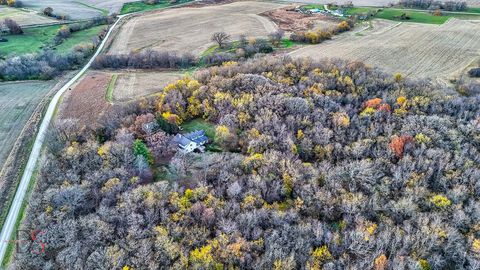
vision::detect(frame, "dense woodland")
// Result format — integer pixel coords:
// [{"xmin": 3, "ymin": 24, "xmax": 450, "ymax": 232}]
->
[{"xmin": 14, "ymin": 57, "xmax": 480, "ymax": 269}]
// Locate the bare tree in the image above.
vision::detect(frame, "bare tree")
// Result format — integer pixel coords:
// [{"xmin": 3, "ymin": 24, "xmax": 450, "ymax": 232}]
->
[
  {"xmin": 43, "ymin": 6, "xmax": 53, "ymax": 16},
  {"xmin": 268, "ymin": 30, "xmax": 284, "ymax": 47},
  {"xmin": 211, "ymin": 32, "xmax": 230, "ymax": 48},
  {"xmin": 4, "ymin": 18, "xmax": 23, "ymax": 35}
]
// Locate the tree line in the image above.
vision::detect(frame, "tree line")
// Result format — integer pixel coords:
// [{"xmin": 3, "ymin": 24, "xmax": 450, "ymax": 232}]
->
[{"xmin": 398, "ymin": 0, "xmax": 468, "ymax": 11}]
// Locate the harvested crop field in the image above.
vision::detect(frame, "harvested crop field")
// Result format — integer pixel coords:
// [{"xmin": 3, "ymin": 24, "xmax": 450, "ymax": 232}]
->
[
  {"xmin": 0, "ymin": 81, "xmax": 54, "ymax": 168},
  {"xmin": 58, "ymin": 71, "xmax": 111, "ymax": 128},
  {"xmin": 83, "ymin": 0, "xmax": 135, "ymax": 14},
  {"xmin": 108, "ymin": 1, "xmax": 286, "ymax": 55},
  {"xmin": 20, "ymin": 0, "xmax": 104, "ymax": 20},
  {"xmin": 113, "ymin": 71, "xmax": 183, "ymax": 101},
  {"xmin": 0, "ymin": 6, "xmax": 57, "ymax": 26},
  {"xmin": 290, "ymin": 19, "xmax": 480, "ymax": 80}
]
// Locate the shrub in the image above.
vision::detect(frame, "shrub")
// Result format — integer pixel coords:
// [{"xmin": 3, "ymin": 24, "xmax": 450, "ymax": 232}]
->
[
  {"xmin": 202, "ymin": 52, "xmax": 235, "ymax": 66},
  {"xmin": 43, "ymin": 7, "xmax": 53, "ymax": 16},
  {"xmin": 133, "ymin": 139, "xmax": 153, "ymax": 165},
  {"xmin": 430, "ymin": 194, "xmax": 451, "ymax": 208},
  {"xmin": 92, "ymin": 50, "xmax": 196, "ymax": 69},
  {"xmin": 4, "ymin": 18, "xmax": 23, "ymax": 34},
  {"xmin": 468, "ymin": 67, "xmax": 480, "ymax": 77},
  {"xmin": 389, "ymin": 135, "xmax": 413, "ymax": 158}
]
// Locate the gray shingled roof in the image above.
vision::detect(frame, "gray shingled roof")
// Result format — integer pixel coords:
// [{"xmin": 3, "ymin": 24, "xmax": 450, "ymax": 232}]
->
[{"xmin": 173, "ymin": 130, "xmax": 208, "ymax": 148}]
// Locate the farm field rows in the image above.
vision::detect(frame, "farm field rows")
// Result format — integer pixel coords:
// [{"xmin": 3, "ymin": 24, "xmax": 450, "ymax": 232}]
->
[
  {"xmin": 20, "ymin": 0, "xmax": 104, "ymax": 20},
  {"xmin": 108, "ymin": 1, "xmax": 286, "ymax": 56},
  {"xmin": 0, "ymin": 6, "xmax": 57, "ymax": 26},
  {"xmin": 0, "ymin": 81, "xmax": 54, "ymax": 168},
  {"xmin": 290, "ymin": 19, "xmax": 480, "ymax": 80}
]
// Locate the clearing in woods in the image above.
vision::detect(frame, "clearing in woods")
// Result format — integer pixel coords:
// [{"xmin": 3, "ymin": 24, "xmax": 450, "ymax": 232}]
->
[
  {"xmin": 108, "ymin": 1, "xmax": 287, "ymax": 56},
  {"xmin": 112, "ymin": 71, "xmax": 183, "ymax": 101},
  {"xmin": 289, "ymin": 19, "xmax": 480, "ymax": 80},
  {"xmin": 0, "ymin": 81, "xmax": 55, "ymax": 168}
]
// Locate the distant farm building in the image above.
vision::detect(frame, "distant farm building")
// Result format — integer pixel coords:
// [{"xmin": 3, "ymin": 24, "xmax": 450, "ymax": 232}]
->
[{"xmin": 173, "ymin": 130, "xmax": 209, "ymax": 153}]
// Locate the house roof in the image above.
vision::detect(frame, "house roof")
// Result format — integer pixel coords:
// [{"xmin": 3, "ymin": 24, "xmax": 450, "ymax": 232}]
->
[
  {"xmin": 185, "ymin": 130, "xmax": 208, "ymax": 145},
  {"xmin": 173, "ymin": 130, "xmax": 208, "ymax": 148},
  {"xmin": 173, "ymin": 134, "xmax": 193, "ymax": 148}
]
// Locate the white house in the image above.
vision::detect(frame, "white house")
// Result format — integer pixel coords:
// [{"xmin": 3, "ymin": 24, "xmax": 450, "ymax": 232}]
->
[{"xmin": 173, "ymin": 130, "xmax": 209, "ymax": 153}]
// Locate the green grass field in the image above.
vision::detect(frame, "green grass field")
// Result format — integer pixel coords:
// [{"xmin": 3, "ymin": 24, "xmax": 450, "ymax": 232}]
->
[
  {"xmin": 345, "ymin": 6, "xmax": 480, "ymax": 24},
  {"xmin": 376, "ymin": 9, "xmax": 451, "ymax": 24},
  {"xmin": 0, "ymin": 24, "xmax": 107, "ymax": 57},
  {"xmin": 302, "ymin": 4, "xmax": 325, "ymax": 10},
  {"xmin": 345, "ymin": 7, "xmax": 376, "ymax": 15},
  {"xmin": 54, "ymin": 25, "xmax": 107, "ymax": 53},
  {"xmin": 0, "ymin": 25, "xmax": 59, "ymax": 56},
  {"xmin": 467, "ymin": 7, "xmax": 480, "ymax": 13},
  {"xmin": 120, "ymin": 0, "xmax": 169, "ymax": 14},
  {"xmin": 345, "ymin": 7, "xmax": 452, "ymax": 24},
  {"xmin": 181, "ymin": 119, "xmax": 222, "ymax": 152},
  {"xmin": 105, "ymin": 74, "xmax": 118, "ymax": 102},
  {"xmin": 120, "ymin": 0, "xmax": 193, "ymax": 14}
]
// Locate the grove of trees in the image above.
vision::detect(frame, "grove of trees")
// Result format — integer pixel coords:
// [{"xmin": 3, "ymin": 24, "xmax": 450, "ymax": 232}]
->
[
  {"xmin": 13, "ymin": 56, "xmax": 480, "ymax": 269},
  {"xmin": 398, "ymin": 0, "xmax": 468, "ymax": 11},
  {"xmin": 290, "ymin": 20, "xmax": 354, "ymax": 44}
]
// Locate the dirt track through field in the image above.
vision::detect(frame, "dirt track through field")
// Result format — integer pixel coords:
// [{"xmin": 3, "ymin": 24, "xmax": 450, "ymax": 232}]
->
[
  {"xmin": 290, "ymin": 19, "xmax": 480, "ymax": 80},
  {"xmin": 108, "ymin": 1, "xmax": 287, "ymax": 55}
]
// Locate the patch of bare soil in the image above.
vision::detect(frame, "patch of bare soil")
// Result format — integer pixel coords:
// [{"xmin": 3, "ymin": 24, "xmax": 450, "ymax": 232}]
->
[
  {"xmin": 261, "ymin": 6, "xmax": 339, "ymax": 32},
  {"xmin": 58, "ymin": 71, "xmax": 112, "ymax": 128}
]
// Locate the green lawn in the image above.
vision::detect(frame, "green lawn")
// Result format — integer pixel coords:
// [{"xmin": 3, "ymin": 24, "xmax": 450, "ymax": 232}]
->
[
  {"xmin": 346, "ymin": 7, "xmax": 452, "ymax": 24},
  {"xmin": 0, "ymin": 25, "xmax": 60, "ymax": 56},
  {"xmin": 467, "ymin": 7, "xmax": 480, "ymax": 13},
  {"xmin": 345, "ymin": 7, "xmax": 377, "ymax": 15},
  {"xmin": 54, "ymin": 25, "xmax": 107, "ymax": 53},
  {"xmin": 376, "ymin": 9, "xmax": 451, "ymax": 24},
  {"xmin": 181, "ymin": 119, "xmax": 222, "ymax": 152},
  {"xmin": 302, "ymin": 4, "xmax": 325, "ymax": 10}
]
